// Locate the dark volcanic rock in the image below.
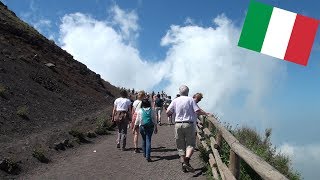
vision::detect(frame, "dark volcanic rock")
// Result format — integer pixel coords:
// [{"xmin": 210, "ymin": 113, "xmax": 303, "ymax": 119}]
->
[{"xmin": 0, "ymin": 2, "xmax": 120, "ymax": 179}]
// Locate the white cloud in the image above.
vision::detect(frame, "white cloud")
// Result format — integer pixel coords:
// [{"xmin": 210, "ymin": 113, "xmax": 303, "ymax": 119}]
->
[
  {"xmin": 58, "ymin": 6, "xmax": 286, "ymax": 130},
  {"xmin": 18, "ymin": 0, "xmax": 56, "ymax": 41},
  {"xmin": 184, "ymin": 17, "xmax": 195, "ymax": 25},
  {"xmin": 109, "ymin": 4, "xmax": 139, "ymax": 42},
  {"xmin": 33, "ymin": 19, "xmax": 51, "ymax": 30},
  {"xmin": 161, "ymin": 14, "xmax": 286, "ymax": 129},
  {"xmin": 59, "ymin": 12, "xmax": 165, "ymax": 90},
  {"xmin": 278, "ymin": 143, "xmax": 320, "ymax": 179}
]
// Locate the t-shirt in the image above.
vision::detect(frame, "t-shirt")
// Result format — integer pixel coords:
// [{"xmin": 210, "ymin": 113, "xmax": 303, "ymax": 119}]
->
[
  {"xmin": 164, "ymin": 99, "xmax": 172, "ymax": 106},
  {"xmin": 135, "ymin": 107, "xmax": 157, "ymax": 126},
  {"xmin": 166, "ymin": 96, "xmax": 200, "ymax": 123},
  {"xmin": 155, "ymin": 98, "xmax": 164, "ymax": 107},
  {"xmin": 114, "ymin": 97, "xmax": 132, "ymax": 111},
  {"xmin": 132, "ymin": 100, "xmax": 142, "ymax": 112}
]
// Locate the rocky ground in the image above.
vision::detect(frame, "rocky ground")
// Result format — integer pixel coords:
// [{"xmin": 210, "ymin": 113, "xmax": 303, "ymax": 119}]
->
[
  {"xmin": 0, "ymin": 2, "xmax": 120, "ymax": 178},
  {"xmin": 20, "ymin": 114, "xmax": 207, "ymax": 180}
]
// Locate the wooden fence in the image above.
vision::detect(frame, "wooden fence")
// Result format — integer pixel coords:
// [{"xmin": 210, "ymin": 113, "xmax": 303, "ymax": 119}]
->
[{"xmin": 196, "ymin": 115, "xmax": 289, "ymax": 180}]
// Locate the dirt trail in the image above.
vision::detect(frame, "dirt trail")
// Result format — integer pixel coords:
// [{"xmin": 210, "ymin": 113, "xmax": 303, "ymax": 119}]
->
[{"xmin": 20, "ymin": 111, "xmax": 207, "ymax": 180}]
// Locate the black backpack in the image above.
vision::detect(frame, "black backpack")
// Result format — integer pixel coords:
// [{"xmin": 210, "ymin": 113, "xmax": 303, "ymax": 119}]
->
[{"xmin": 155, "ymin": 98, "xmax": 163, "ymax": 107}]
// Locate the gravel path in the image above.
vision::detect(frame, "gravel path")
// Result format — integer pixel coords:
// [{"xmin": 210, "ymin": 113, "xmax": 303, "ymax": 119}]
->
[{"xmin": 21, "ymin": 112, "xmax": 208, "ymax": 180}]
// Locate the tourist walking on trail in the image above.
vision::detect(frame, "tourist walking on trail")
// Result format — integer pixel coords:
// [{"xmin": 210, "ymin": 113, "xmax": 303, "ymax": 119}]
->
[
  {"xmin": 154, "ymin": 94, "xmax": 164, "ymax": 125},
  {"xmin": 164, "ymin": 96, "xmax": 173, "ymax": 125},
  {"xmin": 112, "ymin": 90, "xmax": 132, "ymax": 151},
  {"xmin": 166, "ymin": 85, "xmax": 211, "ymax": 173},
  {"xmin": 193, "ymin": 93, "xmax": 212, "ymax": 117},
  {"xmin": 135, "ymin": 99, "xmax": 158, "ymax": 162},
  {"xmin": 131, "ymin": 90, "xmax": 146, "ymax": 153}
]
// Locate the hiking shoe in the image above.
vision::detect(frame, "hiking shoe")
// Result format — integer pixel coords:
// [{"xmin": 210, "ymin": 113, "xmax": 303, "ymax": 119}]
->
[
  {"xmin": 116, "ymin": 144, "xmax": 120, "ymax": 148},
  {"xmin": 181, "ymin": 163, "xmax": 187, "ymax": 173},
  {"xmin": 183, "ymin": 162, "xmax": 195, "ymax": 173},
  {"xmin": 121, "ymin": 147, "xmax": 126, "ymax": 151},
  {"xmin": 134, "ymin": 148, "xmax": 140, "ymax": 153},
  {"xmin": 146, "ymin": 158, "xmax": 152, "ymax": 162}
]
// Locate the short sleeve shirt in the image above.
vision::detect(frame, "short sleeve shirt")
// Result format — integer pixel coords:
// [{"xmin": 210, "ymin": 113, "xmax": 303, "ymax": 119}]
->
[
  {"xmin": 167, "ymin": 96, "xmax": 200, "ymax": 123},
  {"xmin": 114, "ymin": 97, "xmax": 132, "ymax": 111},
  {"xmin": 132, "ymin": 100, "xmax": 142, "ymax": 112}
]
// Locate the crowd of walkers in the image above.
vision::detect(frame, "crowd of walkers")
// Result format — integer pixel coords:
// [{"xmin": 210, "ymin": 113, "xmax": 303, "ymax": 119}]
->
[{"xmin": 111, "ymin": 85, "xmax": 212, "ymax": 173}]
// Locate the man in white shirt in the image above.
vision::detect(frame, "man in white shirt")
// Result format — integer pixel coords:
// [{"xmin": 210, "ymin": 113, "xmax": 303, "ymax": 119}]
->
[
  {"xmin": 166, "ymin": 85, "xmax": 210, "ymax": 173},
  {"xmin": 112, "ymin": 90, "xmax": 132, "ymax": 151}
]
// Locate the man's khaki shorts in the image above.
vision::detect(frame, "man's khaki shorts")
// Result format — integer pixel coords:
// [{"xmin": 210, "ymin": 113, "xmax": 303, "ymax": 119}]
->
[{"xmin": 174, "ymin": 122, "xmax": 195, "ymax": 156}]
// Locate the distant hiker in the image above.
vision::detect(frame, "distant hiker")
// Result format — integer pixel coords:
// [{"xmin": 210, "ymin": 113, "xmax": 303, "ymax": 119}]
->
[
  {"xmin": 131, "ymin": 90, "xmax": 146, "ymax": 153},
  {"xmin": 135, "ymin": 99, "xmax": 158, "ymax": 162},
  {"xmin": 154, "ymin": 94, "xmax": 164, "ymax": 125},
  {"xmin": 112, "ymin": 90, "xmax": 132, "ymax": 151},
  {"xmin": 166, "ymin": 85, "xmax": 210, "ymax": 173},
  {"xmin": 164, "ymin": 96, "xmax": 173, "ymax": 125},
  {"xmin": 145, "ymin": 93, "xmax": 150, "ymax": 100},
  {"xmin": 176, "ymin": 94, "xmax": 180, "ymax": 98},
  {"xmin": 151, "ymin": 91, "xmax": 155, "ymax": 100}
]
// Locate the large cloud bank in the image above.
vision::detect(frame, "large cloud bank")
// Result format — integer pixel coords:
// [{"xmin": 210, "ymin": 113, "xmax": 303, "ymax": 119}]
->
[{"xmin": 58, "ymin": 6, "xmax": 286, "ymax": 128}]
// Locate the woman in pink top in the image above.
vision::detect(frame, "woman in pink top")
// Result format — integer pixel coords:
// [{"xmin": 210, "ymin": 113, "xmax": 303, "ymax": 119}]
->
[{"xmin": 131, "ymin": 91, "xmax": 145, "ymax": 153}]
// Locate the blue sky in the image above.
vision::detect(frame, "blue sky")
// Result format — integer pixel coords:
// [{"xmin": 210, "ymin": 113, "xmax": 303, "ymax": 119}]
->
[{"xmin": 2, "ymin": 0, "xmax": 320, "ymax": 179}]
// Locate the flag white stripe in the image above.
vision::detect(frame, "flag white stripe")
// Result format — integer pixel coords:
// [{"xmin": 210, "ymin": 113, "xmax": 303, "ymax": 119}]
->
[{"xmin": 261, "ymin": 7, "xmax": 297, "ymax": 59}]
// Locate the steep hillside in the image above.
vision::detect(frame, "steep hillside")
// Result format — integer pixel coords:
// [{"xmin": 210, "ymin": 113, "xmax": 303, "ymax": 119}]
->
[{"xmin": 0, "ymin": 1, "xmax": 120, "ymax": 178}]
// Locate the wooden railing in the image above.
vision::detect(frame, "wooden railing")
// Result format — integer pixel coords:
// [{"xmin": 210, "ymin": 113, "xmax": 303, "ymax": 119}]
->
[{"xmin": 196, "ymin": 115, "xmax": 289, "ymax": 180}]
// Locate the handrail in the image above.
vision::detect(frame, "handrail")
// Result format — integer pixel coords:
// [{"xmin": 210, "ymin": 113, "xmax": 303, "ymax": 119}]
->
[{"xmin": 197, "ymin": 116, "xmax": 289, "ymax": 180}]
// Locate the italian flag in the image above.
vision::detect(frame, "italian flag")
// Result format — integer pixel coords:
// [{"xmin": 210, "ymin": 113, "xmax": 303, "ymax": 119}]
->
[{"xmin": 238, "ymin": 1, "xmax": 319, "ymax": 66}]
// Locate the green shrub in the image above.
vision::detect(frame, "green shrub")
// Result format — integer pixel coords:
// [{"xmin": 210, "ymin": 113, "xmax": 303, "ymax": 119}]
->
[
  {"xmin": 0, "ymin": 158, "xmax": 21, "ymax": 175},
  {"xmin": 94, "ymin": 114, "xmax": 113, "ymax": 135},
  {"xmin": 87, "ymin": 132, "xmax": 97, "ymax": 138},
  {"xmin": 199, "ymin": 118, "xmax": 301, "ymax": 180},
  {"xmin": 0, "ymin": 84, "xmax": 5, "ymax": 97},
  {"xmin": 69, "ymin": 130, "xmax": 90, "ymax": 143},
  {"xmin": 17, "ymin": 106, "xmax": 29, "ymax": 119},
  {"xmin": 32, "ymin": 148, "xmax": 49, "ymax": 163}
]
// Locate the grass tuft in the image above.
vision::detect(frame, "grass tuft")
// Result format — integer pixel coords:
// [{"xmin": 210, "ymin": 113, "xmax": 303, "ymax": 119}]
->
[
  {"xmin": 0, "ymin": 84, "xmax": 6, "ymax": 97},
  {"xmin": 199, "ymin": 116, "xmax": 301, "ymax": 180},
  {"xmin": 32, "ymin": 148, "xmax": 49, "ymax": 163},
  {"xmin": 94, "ymin": 114, "xmax": 114, "ymax": 135},
  {"xmin": 0, "ymin": 158, "xmax": 21, "ymax": 175},
  {"xmin": 69, "ymin": 129, "xmax": 90, "ymax": 143},
  {"xmin": 16, "ymin": 106, "xmax": 29, "ymax": 119}
]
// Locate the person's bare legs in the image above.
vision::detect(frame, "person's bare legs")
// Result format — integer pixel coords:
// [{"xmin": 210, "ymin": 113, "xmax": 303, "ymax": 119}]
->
[
  {"xmin": 133, "ymin": 129, "xmax": 139, "ymax": 153},
  {"xmin": 186, "ymin": 147, "xmax": 194, "ymax": 159}
]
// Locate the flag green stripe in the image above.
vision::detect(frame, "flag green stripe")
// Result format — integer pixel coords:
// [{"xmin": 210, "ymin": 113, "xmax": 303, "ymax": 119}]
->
[{"xmin": 238, "ymin": 1, "xmax": 274, "ymax": 52}]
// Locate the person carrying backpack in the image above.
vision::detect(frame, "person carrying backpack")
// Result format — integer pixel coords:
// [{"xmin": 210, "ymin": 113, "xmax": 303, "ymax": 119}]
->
[
  {"xmin": 154, "ymin": 94, "xmax": 164, "ymax": 125},
  {"xmin": 135, "ymin": 99, "xmax": 158, "ymax": 162}
]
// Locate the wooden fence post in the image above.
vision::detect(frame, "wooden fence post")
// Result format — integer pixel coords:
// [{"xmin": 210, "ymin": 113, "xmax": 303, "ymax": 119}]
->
[{"xmin": 229, "ymin": 150, "xmax": 240, "ymax": 179}]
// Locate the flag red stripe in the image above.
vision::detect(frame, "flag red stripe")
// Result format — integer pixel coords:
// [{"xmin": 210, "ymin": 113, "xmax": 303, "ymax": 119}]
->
[{"xmin": 284, "ymin": 14, "xmax": 319, "ymax": 66}]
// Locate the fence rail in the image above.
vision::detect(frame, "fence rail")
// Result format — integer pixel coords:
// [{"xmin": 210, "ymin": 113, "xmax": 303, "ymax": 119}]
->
[{"xmin": 196, "ymin": 116, "xmax": 288, "ymax": 180}]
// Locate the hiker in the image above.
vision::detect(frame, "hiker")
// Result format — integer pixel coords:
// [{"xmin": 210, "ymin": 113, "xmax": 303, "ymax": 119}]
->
[
  {"xmin": 193, "ymin": 93, "xmax": 212, "ymax": 118},
  {"xmin": 154, "ymin": 94, "xmax": 164, "ymax": 125},
  {"xmin": 192, "ymin": 92, "xmax": 212, "ymax": 149},
  {"xmin": 112, "ymin": 89, "xmax": 132, "ymax": 151},
  {"xmin": 166, "ymin": 85, "xmax": 211, "ymax": 173},
  {"xmin": 164, "ymin": 96, "xmax": 173, "ymax": 125},
  {"xmin": 135, "ymin": 99, "xmax": 158, "ymax": 162},
  {"xmin": 131, "ymin": 90, "xmax": 146, "ymax": 153}
]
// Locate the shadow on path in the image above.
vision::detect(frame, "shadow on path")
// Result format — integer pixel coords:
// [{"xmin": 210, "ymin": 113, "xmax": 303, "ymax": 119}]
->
[{"xmin": 151, "ymin": 154, "xmax": 180, "ymax": 162}]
